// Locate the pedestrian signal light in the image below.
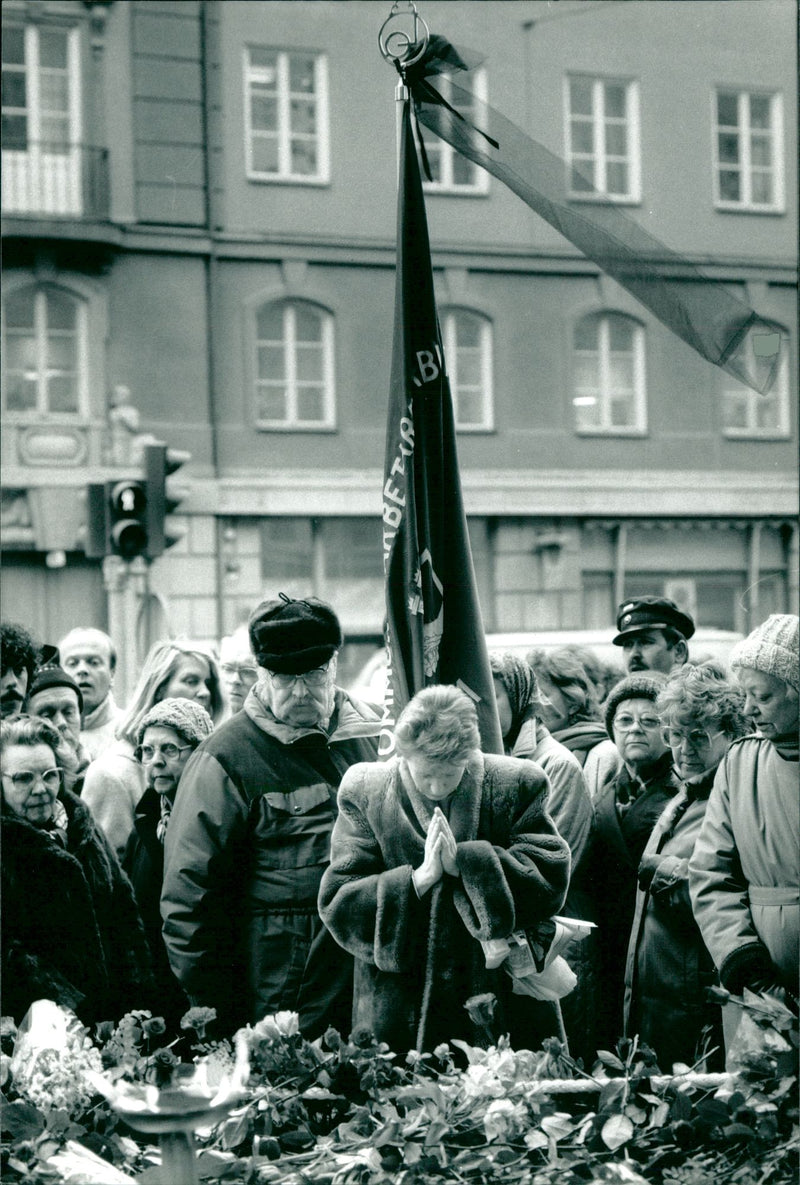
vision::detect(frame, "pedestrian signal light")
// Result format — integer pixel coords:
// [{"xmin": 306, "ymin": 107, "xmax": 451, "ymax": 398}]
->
[{"xmin": 109, "ymin": 479, "xmax": 149, "ymax": 558}]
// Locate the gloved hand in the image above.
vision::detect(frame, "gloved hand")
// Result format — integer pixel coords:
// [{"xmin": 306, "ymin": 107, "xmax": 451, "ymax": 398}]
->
[{"xmin": 637, "ymin": 853, "xmax": 661, "ymax": 890}]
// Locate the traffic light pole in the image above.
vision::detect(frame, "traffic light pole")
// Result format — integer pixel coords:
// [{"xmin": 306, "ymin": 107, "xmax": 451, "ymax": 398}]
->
[{"xmin": 102, "ymin": 554, "xmax": 141, "ymax": 706}]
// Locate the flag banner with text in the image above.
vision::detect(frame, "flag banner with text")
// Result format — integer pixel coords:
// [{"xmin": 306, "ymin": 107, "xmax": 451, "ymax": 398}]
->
[{"xmin": 380, "ymin": 100, "xmax": 503, "ymax": 759}]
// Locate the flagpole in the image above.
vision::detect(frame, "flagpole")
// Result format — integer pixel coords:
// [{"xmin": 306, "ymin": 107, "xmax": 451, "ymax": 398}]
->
[{"xmin": 378, "ymin": 1, "xmax": 429, "ymax": 177}]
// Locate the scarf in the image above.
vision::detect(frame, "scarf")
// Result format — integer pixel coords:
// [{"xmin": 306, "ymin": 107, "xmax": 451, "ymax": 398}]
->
[
  {"xmin": 156, "ymin": 794, "xmax": 173, "ymax": 843},
  {"xmin": 489, "ymin": 653, "xmax": 536, "ymax": 750},
  {"xmin": 41, "ymin": 796, "xmax": 69, "ymax": 848}
]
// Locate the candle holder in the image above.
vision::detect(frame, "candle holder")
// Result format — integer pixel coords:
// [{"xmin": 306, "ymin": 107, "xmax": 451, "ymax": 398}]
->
[{"xmin": 88, "ymin": 1035, "xmax": 249, "ymax": 1185}]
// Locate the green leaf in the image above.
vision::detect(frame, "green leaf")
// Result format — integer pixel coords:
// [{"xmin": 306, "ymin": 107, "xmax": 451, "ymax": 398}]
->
[
  {"xmin": 598, "ymin": 1078, "xmax": 626, "ymax": 1112},
  {"xmin": 595, "ymin": 1050, "xmax": 625, "ymax": 1072},
  {"xmin": 722, "ymin": 1122, "xmax": 757, "ymax": 1139},
  {"xmin": 220, "ymin": 1111, "xmax": 251, "ymax": 1151},
  {"xmin": 601, "ymin": 1112, "xmax": 634, "ymax": 1151},
  {"xmin": 403, "ymin": 1140, "xmax": 422, "ymax": 1165},
  {"xmin": 2, "ymin": 1100, "xmax": 46, "ymax": 1140}
]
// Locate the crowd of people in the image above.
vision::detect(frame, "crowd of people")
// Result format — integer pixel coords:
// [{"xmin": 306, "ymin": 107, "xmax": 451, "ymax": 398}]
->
[{"xmin": 1, "ymin": 595, "xmax": 797, "ymax": 1072}]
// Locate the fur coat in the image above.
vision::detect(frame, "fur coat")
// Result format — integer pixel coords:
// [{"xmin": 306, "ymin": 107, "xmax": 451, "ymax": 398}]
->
[
  {"xmin": 2, "ymin": 788, "xmax": 153, "ymax": 1026},
  {"xmin": 318, "ymin": 751, "xmax": 570, "ymax": 1053}
]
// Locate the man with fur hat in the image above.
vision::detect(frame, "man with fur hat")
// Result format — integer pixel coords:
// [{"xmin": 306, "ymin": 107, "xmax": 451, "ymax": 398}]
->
[
  {"xmin": 161, "ymin": 594, "xmax": 381, "ymax": 1039},
  {"xmin": 690, "ymin": 614, "xmax": 799, "ymax": 1060}
]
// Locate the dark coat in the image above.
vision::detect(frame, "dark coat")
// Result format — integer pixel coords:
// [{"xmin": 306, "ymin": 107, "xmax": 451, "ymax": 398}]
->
[
  {"xmin": 161, "ymin": 688, "xmax": 381, "ymax": 1038},
  {"xmin": 122, "ymin": 788, "xmax": 189, "ymax": 1032},
  {"xmin": 623, "ymin": 769, "xmax": 723, "ymax": 1070},
  {"xmin": 318, "ymin": 752, "xmax": 570, "ymax": 1053},
  {"xmin": 1, "ymin": 789, "xmax": 153, "ymax": 1026},
  {"xmin": 590, "ymin": 750, "xmax": 677, "ymax": 1049}
]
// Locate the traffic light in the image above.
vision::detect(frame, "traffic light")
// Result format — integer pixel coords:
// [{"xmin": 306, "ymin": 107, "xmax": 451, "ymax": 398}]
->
[
  {"xmin": 108, "ymin": 478, "xmax": 149, "ymax": 559},
  {"xmin": 144, "ymin": 441, "xmax": 191, "ymax": 557}
]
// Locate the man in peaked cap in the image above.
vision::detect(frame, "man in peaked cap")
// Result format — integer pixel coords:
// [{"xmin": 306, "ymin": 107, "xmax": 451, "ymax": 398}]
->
[
  {"xmin": 613, "ymin": 596, "xmax": 695, "ymax": 677},
  {"xmin": 161, "ymin": 593, "xmax": 381, "ymax": 1040}
]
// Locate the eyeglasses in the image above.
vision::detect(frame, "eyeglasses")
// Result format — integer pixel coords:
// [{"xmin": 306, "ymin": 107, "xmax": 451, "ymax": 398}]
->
[
  {"xmin": 136, "ymin": 743, "xmax": 193, "ymax": 763},
  {"xmin": 269, "ymin": 666, "xmax": 330, "ymax": 690},
  {"xmin": 221, "ymin": 664, "xmax": 258, "ymax": 679},
  {"xmin": 614, "ymin": 713, "xmax": 661, "ymax": 732},
  {"xmin": 663, "ymin": 727, "xmax": 718, "ymax": 749},
  {"xmin": 1, "ymin": 767, "xmax": 61, "ymax": 792}
]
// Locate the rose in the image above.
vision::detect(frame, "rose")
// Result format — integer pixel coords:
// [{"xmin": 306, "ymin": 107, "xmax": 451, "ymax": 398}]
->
[{"xmin": 251, "ymin": 1011, "xmax": 300, "ymax": 1042}]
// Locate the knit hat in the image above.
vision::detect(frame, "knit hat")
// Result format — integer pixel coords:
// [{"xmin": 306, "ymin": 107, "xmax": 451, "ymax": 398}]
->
[
  {"xmin": 27, "ymin": 657, "xmax": 84, "ymax": 713},
  {"xmin": 248, "ymin": 593, "xmax": 343, "ymax": 675},
  {"xmin": 603, "ymin": 671, "xmax": 668, "ymax": 737},
  {"xmin": 137, "ymin": 697, "xmax": 215, "ymax": 749},
  {"xmin": 730, "ymin": 614, "xmax": 799, "ymax": 691}
]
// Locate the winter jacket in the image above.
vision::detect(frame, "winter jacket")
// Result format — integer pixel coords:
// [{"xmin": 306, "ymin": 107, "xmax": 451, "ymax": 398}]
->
[
  {"xmin": 553, "ymin": 724, "xmax": 621, "ymax": 799},
  {"xmin": 624, "ymin": 768, "xmax": 722, "ymax": 1070},
  {"xmin": 318, "ymin": 752, "xmax": 570, "ymax": 1053},
  {"xmin": 689, "ymin": 736, "xmax": 799, "ymax": 998},
  {"xmin": 122, "ymin": 787, "xmax": 189, "ymax": 1032},
  {"xmin": 161, "ymin": 686, "xmax": 381, "ymax": 1038},
  {"xmin": 82, "ymin": 739, "xmax": 144, "ymax": 861},
  {"xmin": 509, "ymin": 718, "xmax": 598, "ymax": 1064},
  {"xmin": 590, "ymin": 750, "xmax": 677, "ymax": 1049},
  {"xmin": 1, "ymin": 789, "xmax": 153, "ymax": 1026}
]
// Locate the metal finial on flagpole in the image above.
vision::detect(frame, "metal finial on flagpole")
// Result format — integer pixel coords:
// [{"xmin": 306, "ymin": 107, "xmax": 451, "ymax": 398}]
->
[
  {"xmin": 378, "ymin": 0, "xmax": 429, "ymax": 75},
  {"xmin": 379, "ymin": 2, "xmax": 429, "ymax": 176}
]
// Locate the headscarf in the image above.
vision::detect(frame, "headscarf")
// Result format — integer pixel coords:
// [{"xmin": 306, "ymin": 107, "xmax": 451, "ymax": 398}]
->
[{"xmin": 490, "ymin": 652, "xmax": 537, "ymax": 749}]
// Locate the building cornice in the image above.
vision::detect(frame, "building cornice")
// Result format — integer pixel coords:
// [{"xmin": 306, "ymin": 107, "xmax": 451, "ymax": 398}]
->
[{"xmin": 180, "ymin": 469, "xmax": 797, "ymax": 518}]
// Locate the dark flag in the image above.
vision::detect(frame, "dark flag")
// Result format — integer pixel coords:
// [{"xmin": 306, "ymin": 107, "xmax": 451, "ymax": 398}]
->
[{"xmin": 379, "ymin": 100, "xmax": 503, "ymax": 759}]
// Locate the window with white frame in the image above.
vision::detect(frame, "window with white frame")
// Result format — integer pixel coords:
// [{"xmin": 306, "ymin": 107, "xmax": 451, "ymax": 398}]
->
[
  {"xmin": 572, "ymin": 312, "xmax": 646, "ymax": 434},
  {"xmin": 420, "ymin": 69, "xmax": 489, "ymax": 194},
  {"xmin": 441, "ymin": 309, "xmax": 494, "ymax": 430},
  {"xmin": 254, "ymin": 300, "xmax": 335, "ymax": 429},
  {"xmin": 244, "ymin": 47, "xmax": 329, "ymax": 183},
  {"xmin": 566, "ymin": 76, "xmax": 641, "ymax": 202},
  {"xmin": 2, "ymin": 284, "xmax": 87, "ymax": 417},
  {"xmin": 1, "ymin": 23, "xmax": 83, "ymax": 215},
  {"xmin": 713, "ymin": 89, "xmax": 783, "ymax": 211},
  {"xmin": 721, "ymin": 334, "xmax": 790, "ymax": 438}
]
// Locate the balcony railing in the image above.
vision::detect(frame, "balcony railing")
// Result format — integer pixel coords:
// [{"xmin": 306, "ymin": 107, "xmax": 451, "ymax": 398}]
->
[{"xmin": 1, "ymin": 142, "xmax": 109, "ymax": 220}]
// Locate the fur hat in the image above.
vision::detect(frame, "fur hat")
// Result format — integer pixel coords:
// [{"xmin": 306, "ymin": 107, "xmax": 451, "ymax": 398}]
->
[
  {"xmin": 730, "ymin": 614, "xmax": 799, "ymax": 691},
  {"xmin": 248, "ymin": 594, "xmax": 343, "ymax": 675},
  {"xmin": 603, "ymin": 671, "xmax": 668, "ymax": 737},
  {"xmin": 137, "ymin": 697, "xmax": 215, "ymax": 748},
  {"xmin": 27, "ymin": 658, "xmax": 84, "ymax": 713}
]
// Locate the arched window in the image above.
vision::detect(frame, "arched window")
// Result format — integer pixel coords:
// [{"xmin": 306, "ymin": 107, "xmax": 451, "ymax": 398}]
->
[
  {"xmin": 720, "ymin": 327, "xmax": 791, "ymax": 438},
  {"xmin": 572, "ymin": 312, "xmax": 646, "ymax": 434},
  {"xmin": 253, "ymin": 300, "xmax": 335, "ymax": 429},
  {"xmin": 442, "ymin": 308, "xmax": 494, "ymax": 430},
  {"xmin": 2, "ymin": 284, "xmax": 86, "ymax": 416}
]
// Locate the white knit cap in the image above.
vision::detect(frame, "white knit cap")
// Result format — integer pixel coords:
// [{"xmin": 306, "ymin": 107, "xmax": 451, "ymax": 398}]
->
[{"xmin": 730, "ymin": 614, "xmax": 799, "ymax": 691}]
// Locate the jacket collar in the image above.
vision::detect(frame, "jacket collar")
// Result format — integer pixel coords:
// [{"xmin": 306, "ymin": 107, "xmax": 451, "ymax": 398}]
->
[
  {"xmin": 82, "ymin": 692, "xmax": 120, "ymax": 732},
  {"xmin": 243, "ymin": 684, "xmax": 380, "ymax": 745}
]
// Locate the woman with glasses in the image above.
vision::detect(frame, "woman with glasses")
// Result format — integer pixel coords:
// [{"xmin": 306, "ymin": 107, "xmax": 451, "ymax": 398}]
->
[
  {"xmin": 1, "ymin": 715, "xmax": 152, "ymax": 1025},
  {"xmin": 623, "ymin": 664, "xmax": 748, "ymax": 1070},
  {"xmin": 690, "ymin": 615, "xmax": 799, "ymax": 1062},
  {"xmin": 591, "ymin": 672, "xmax": 676, "ymax": 1049},
  {"xmin": 123, "ymin": 698, "xmax": 214, "ymax": 1032},
  {"xmin": 82, "ymin": 640, "xmax": 225, "ymax": 860}
]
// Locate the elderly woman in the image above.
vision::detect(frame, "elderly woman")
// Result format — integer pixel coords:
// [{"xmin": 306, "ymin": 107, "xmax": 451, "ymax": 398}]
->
[
  {"xmin": 592, "ymin": 671, "xmax": 677, "ymax": 1049},
  {"xmin": 624, "ymin": 664, "xmax": 748, "ymax": 1070},
  {"xmin": 123, "ymin": 698, "xmax": 215, "ymax": 1031},
  {"xmin": 527, "ymin": 647, "xmax": 621, "ymax": 798},
  {"xmin": 82, "ymin": 640, "xmax": 224, "ymax": 859},
  {"xmin": 319, "ymin": 685, "xmax": 570, "ymax": 1054},
  {"xmin": 1, "ymin": 716, "xmax": 152, "ymax": 1025},
  {"xmin": 490, "ymin": 651, "xmax": 598, "ymax": 1062},
  {"xmin": 690, "ymin": 615, "xmax": 799, "ymax": 1059}
]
